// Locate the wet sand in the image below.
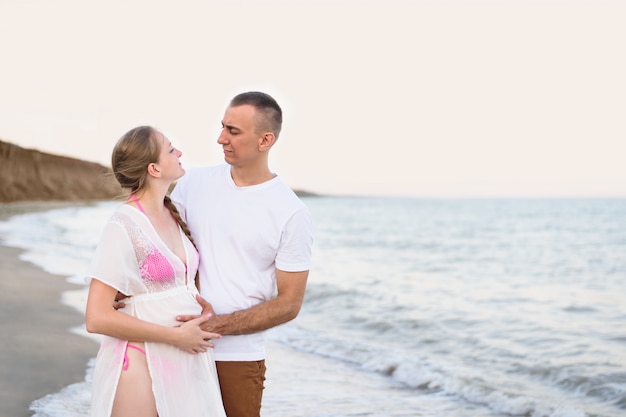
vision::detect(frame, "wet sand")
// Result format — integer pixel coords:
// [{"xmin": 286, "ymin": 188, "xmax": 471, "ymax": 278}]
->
[{"xmin": 0, "ymin": 243, "xmax": 98, "ymax": 417}]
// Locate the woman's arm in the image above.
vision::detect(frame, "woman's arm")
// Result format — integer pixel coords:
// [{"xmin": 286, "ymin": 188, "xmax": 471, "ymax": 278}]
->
[{"xmin": 85, "ymin": 279, "xmax": 219, "ymax": 354}]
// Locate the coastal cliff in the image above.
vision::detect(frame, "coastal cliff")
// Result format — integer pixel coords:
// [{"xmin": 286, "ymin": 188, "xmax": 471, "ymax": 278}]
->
[
  {"xmin": 0, "ymin": 140, "xmax": 318, "ymax": 203},
  {"xmin": 0, "ymin": 140, "xmax": 122, "ymax": 203}
]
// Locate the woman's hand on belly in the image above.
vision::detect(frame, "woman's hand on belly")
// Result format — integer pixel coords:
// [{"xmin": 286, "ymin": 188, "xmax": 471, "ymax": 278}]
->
[{"xmin": 172, "ymin": 314, "xmax": 221, "ymax": 354}]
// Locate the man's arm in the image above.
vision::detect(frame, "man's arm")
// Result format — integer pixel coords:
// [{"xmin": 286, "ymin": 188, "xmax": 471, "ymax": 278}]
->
[{"xmin": 191, "ymin": 269, "xmax": 309, "ymax": 335}]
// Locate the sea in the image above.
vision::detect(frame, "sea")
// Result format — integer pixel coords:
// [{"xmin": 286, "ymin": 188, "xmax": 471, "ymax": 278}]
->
[{"xmin": 0, "ymin": 196, "xmax": 625, "ymax": 417}]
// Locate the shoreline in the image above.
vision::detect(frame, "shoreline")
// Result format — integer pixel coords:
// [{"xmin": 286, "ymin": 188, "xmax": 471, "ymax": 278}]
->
[{"xmin": 0, "ymin": 243, "xmax": 98, "ymax": 417}]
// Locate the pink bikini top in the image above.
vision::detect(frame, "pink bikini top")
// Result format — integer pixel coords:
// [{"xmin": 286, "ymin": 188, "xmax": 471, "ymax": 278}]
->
[{"xmin": 129, "ymin": 194, "xmax": 176, "ymax": 282}]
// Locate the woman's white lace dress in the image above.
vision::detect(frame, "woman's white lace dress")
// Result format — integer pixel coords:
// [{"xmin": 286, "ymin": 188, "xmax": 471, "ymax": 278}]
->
[{"xmin": 86, "ymin": 205, "xmax": 225, "ymax": 417}]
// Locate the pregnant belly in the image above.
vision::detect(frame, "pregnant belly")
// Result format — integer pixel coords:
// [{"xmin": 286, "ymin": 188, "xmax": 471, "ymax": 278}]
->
[{"xmin": 125, "ymin": 286, "xmax": 202, "ymax": 327}]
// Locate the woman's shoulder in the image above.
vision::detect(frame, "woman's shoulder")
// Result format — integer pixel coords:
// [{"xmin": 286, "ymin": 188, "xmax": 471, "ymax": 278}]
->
[{"xmin": 106, "ymin": 204, "xmax": 143, "ymax": 230}]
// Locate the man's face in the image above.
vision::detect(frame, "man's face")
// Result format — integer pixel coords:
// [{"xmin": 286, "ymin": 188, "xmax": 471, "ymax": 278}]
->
[{"xmin": 217, "ymin": 104, "xmax": 262, "ymax": 167}]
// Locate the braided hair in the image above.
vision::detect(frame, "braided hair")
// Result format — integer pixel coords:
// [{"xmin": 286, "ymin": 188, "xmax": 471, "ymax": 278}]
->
[{"xmin": 164, "ymin": 195, "xmax": 201, "ymax": 290}]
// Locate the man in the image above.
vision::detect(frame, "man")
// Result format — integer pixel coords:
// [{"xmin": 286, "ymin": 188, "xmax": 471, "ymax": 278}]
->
[{"xmin": 171, "ymin": 91, "xmax": 314, "ymax": 417}]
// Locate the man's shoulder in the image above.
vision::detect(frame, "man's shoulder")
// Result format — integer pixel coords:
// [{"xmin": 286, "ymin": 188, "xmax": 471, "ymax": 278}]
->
[
  {"xmin": 181, "ymin": 164, "xmax": 228, "ymax": 184},
  {"xmin": 185, "ymin": 164, "xmax": 227, "ymax": 177},
  {"xmin": 172, "ymin": 164, "xmax": 227, "ymax": 201},
  {"xmin": 274, "ymin": 177, "xmax": 306, "ymax": 201},
  {"xmin": 269, "ymin": 178, "xmax": 310, "ymax": 212}
]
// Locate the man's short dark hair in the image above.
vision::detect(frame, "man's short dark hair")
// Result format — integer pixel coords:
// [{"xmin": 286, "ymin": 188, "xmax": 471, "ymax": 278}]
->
[{"xmin": 230, "ymin": 91, "xmax": 283, "ymax": 138}]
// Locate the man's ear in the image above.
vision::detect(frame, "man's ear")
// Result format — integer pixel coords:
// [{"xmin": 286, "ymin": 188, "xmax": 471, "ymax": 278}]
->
[{"xmin": 259, "ymin": 132, "xmax": 276, "ymax": 152}]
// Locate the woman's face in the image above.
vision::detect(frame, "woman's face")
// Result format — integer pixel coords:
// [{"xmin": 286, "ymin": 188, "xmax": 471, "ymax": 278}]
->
[{"xmin": 154, "ymin": 130, "xmax": 185, "ymax": 181}]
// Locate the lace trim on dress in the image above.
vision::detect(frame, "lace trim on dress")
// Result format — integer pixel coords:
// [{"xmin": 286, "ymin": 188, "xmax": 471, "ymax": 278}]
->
[{"xmin": 111, "ymin": 212, "xmax": 177, "ymax": 293}]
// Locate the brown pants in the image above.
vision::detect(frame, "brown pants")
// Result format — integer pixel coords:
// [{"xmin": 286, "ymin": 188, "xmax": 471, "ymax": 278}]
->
[{"xmin": 216, "ymin": 360, "xmax": 266, "ymax": 417}]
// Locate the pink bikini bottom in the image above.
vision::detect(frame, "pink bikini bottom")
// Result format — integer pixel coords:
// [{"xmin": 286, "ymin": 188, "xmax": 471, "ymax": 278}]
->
[{"xmin": 122, "ymin": 344, "xmax": 146, "ymax": 371}]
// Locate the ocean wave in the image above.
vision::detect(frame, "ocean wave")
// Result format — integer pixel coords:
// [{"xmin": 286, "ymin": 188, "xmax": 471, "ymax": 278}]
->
[
  {"xmin": 4, "ymin": 197, "xmax": 626, "ymax": 417},
  {"xmin": 271, "ymin": 323, "xmax": 622, "ymax": 417}
]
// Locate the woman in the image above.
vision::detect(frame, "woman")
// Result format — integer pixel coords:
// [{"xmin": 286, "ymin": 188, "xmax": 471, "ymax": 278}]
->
[{"xmin": 85, "ymin": 126, "xmax": 226, "ymax": 417}]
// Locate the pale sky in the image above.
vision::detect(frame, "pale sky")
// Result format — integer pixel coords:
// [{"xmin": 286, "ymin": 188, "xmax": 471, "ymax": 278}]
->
[{"xmin": 1, "ymin": 0, "xmax": 625, "ymax": 198}]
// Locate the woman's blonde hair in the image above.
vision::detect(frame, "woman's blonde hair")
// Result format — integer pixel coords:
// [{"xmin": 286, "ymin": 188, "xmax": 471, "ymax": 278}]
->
[{"xmin": 112, "ymin": 126, "xmax": 201, "ymax": 289}]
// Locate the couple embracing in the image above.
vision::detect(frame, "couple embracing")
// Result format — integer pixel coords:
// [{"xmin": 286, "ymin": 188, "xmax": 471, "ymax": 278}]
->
[{"xmin": 85, "ymin": 92, "xmax": 314, "ymax": 417}]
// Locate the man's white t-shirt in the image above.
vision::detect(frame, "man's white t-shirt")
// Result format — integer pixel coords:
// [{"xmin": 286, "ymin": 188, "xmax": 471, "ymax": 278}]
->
[{"xmin": 171, "ymin": 164, "xmax": 314, "ymax": 361}]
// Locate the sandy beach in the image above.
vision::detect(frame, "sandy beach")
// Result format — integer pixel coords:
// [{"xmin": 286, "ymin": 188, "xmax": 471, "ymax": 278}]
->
[{"xmin": 0, "ymin": 242, "xmax": 98, "ymax": 417}]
